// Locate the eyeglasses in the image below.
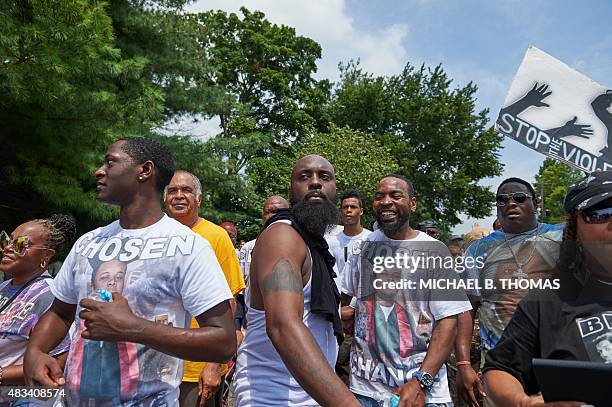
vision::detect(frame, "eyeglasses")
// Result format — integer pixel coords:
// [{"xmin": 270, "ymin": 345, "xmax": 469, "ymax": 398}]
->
[
  {"xmin": 0, "ymin": 231, "xmax": 50, "ymax": 256},
  {"xmin": 496, "ymin": 192, "xmax": 533, "ymax": 207},
  {"xmin": 581, "ymin": 207, "xmax": 612, "ymax": 224}
]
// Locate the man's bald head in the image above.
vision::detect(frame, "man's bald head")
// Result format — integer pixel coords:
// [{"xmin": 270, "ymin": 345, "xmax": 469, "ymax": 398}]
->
[
  {"xmin": 265, "ymin": 195, "xmax": 289, "ymax": 207},
  {"xmin": 262, "ymin": 195, "xmax": 289, "ymax": 224}
]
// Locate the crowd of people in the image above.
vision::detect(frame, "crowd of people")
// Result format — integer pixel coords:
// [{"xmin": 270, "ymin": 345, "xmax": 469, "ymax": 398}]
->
[{"xmin": 0, "ymin": 136, "xmax": 610, "ymax": 407}]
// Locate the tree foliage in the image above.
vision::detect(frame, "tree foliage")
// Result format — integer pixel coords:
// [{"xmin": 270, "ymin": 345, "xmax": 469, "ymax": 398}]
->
[
  {"xmin": 1, "ymin": 3, "xmax": 504, "ymax": 243},
  {"xmin": 534, "ymin": 158, "xmax": 583, "ymax": 224},
  {"xmin": 330, "ymin": 61, "xmax": 504, "ymax": 228},
  {"xmin": 195, "ymin": 7, "xmax": 330, "ymax": 141},
  {"xmin": 0, "ymin": 0, "xmax": 165, "ymax": 232}
]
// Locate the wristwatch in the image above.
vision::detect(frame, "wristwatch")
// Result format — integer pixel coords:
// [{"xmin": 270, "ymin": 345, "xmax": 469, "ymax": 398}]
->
[{"xmin": 412, "ymin": 370, "xmax": 435, "ymax": 391}]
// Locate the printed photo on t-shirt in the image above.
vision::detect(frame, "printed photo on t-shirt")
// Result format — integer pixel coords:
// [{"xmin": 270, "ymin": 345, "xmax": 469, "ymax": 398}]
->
[
  {"xmin": 576, "ymin": 312, "xmax": 612, "ymax": 364},
  {"xmin": 51, "ymin": 216, "xmax": 233, "ymax": 406}
]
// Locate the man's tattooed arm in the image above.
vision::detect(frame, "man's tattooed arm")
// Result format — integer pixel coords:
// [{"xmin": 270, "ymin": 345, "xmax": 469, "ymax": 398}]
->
[{"xmin": 262, "ymin": 259, "xmax": 303, "ymax": 296}]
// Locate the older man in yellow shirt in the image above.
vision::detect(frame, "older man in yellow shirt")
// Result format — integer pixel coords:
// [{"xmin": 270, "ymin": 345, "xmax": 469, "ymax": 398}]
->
[{"xmin": 165, "ymin": 170, "xmax": 245, "ymax": 407}]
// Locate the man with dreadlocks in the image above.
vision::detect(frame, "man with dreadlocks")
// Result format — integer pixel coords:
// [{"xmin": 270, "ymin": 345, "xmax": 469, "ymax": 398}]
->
[{"xmin": 484, "ymin": 169, "xmax": 612, "ymax": 405}]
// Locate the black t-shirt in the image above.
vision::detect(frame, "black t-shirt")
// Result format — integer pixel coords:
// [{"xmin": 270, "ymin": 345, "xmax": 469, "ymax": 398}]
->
[{"xmin": 483, "ymin": 275, "xmax": 612, "ymax": 395}]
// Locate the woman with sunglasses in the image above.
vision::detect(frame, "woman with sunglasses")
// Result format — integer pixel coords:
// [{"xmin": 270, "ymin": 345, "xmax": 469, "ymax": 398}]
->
[
  {"xmin": 483, "ymin": 170, "xmax": 612, "ymax": 406},
  {"xmin": 0, "ymin": 214, "xmax": 75, "ymax": 386}
]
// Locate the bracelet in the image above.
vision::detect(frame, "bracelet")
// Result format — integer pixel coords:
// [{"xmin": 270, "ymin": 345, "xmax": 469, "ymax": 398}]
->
[
  {"xmin": 0, "ymin": 365, "xmax": 3, "ymax": 385},
  {"xmin": 456, "ymin": 360, "xmax": 471, "ymax": 367}
]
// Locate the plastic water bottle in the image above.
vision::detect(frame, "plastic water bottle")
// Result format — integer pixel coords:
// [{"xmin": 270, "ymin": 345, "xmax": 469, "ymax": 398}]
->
[
  {"xmin": 382, "ymin": 394, "xmax": 399, "ymax": 407},
  {"xmin": 373, "ymin": 392, "xmax": 400, "ymax": 407},
  {"xmin": 97, "ymin": 288, "xmax": 112, "ymax": 347},
  {"xmin": 98, "ymin": 288, "xmax": 112, "ymax": 302}
]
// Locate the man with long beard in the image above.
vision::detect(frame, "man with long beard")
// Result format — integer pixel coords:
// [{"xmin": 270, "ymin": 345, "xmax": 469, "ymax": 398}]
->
[
  {"xmin": 341, "ymin": 175, "xmax": 471, "ymax": 407},
  {"xmin": 232, "ymin": 155, "xmax": 359, "ymax": 406}
]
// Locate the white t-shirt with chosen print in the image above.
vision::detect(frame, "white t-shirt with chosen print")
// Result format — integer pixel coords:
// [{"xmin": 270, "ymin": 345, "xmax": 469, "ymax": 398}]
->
[
  {"xmin": 50, "ymin": 215, "xmax": 233, "ymax": 407},
  {"xmin": 342, "ymin": 229, "xmax": 472, "ymax": 404}
]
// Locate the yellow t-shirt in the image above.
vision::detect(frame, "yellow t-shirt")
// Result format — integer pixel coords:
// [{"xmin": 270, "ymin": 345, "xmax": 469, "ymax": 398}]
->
[{"xmin": 182, "ymin": 218, "xmax": 246, "ymax": 382}]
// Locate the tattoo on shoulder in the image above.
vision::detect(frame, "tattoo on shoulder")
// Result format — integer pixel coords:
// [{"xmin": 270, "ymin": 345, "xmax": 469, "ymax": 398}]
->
[{"xmin": 262, "ymin": 259, "xmax": 303, "ymax": 296}]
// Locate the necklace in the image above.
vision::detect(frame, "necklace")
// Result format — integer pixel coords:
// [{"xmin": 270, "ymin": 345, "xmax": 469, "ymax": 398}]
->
[{"xmin": 501, "ymin": 223, "xmax": 541, "ymax": 280}]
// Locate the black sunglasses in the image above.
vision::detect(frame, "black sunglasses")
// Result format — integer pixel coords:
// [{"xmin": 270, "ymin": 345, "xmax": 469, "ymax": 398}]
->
[
  {"xmin": 581, "ymin": 206, "xmax": 612, "ymax": 224},
  {"xmin": 496, "ymin": 192, "xmax": 533, "ymax": 207}
]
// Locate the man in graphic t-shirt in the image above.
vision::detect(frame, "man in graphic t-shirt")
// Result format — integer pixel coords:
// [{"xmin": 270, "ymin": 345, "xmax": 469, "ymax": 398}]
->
[
  {"xmin": 342, "ymin": 175, "xmax": 471, "ymax": 407},
  {"xmin": 456, "ymin": 177, "xmax": 563, "ymax": 406},
  {"xmin": 23, "ymin": 138, "xmax": 236, "ymax": 406}
]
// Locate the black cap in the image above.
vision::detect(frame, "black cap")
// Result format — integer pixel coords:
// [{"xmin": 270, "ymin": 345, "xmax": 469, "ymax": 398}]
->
[
  {"xmin": 417, "ymin": 220, "xmax": 439, "ymax": 230},
  {"xmin": 564, "ymin": 170, "xmax": 612, "ymax": 213}
]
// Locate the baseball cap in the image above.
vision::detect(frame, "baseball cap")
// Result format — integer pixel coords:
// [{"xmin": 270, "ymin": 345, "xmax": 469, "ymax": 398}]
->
[
  {"xmin": 563, "ymin": 170, "xmax": 612, "ymax": 213},
  {"xmin": 417, "ymin": 220, "xmax": 439, "ymax": 229}
]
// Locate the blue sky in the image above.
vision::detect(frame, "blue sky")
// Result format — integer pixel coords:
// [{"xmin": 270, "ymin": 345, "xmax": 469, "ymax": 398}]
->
[{"xmin": 187, "ymin": 0, "xmax": 612, "ymax": 233}]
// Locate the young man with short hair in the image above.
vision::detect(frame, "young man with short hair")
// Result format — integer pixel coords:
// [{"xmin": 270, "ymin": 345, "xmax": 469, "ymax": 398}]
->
[{"xmin": 24, "ymin": 138, "xmax": 236, "ymax": 406}]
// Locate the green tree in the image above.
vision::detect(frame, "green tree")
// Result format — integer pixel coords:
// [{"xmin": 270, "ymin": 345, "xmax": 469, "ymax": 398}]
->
[
  {"xmin": 0, "ymin": 0, "xmax": 164, "ymax": 232},
  {"xmin": 534, "ymin": 158, "xmax": 583, "ymax": 223},
  {"xmin": 160, "ymin": 7, "xmax": 335, "ymax": 239},
  {"xmin": 330, "ymin": 61, "xmax": 504, "ymax": 228},
  {"xmin": 190, "ymin": 8, "xmax": 331, "ymax": 178},
  {"xmin": 0, "ymin": 1, "xmax": 233, "ymax": 234},
  {"xmin": 196, "ymin": 7, "xmax": 330, "ymax": 141},
  {"xmin": 109, "ymin": 0, "xmax": 229, "ymax": 119}
]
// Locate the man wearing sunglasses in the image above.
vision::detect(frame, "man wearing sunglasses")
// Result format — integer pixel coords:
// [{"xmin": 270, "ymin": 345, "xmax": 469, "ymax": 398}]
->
[{"xmin": 455, "ymin": 177, "xmax": 564, "ymax": 407}]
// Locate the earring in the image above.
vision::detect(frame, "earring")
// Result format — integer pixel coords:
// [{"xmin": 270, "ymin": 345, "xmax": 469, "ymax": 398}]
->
[
  {"xmin": 139, "ymin": 176, "xmax": 143, "ymax": 180},
  {"xmin": 40, "ymin": 260, "xmax": 47, "ymax": 269}
]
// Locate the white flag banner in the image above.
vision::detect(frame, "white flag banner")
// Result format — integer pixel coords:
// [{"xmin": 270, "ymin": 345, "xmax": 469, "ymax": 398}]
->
[{"xmin": 496, "ymin": 45, "xmax": 612, "ymax": 172}]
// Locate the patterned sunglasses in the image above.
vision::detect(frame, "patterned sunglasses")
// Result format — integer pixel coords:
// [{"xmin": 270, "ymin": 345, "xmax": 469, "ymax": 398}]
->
[{"xmin": 0, "ymin": 231, "xmax": 50, "ymax": 256}]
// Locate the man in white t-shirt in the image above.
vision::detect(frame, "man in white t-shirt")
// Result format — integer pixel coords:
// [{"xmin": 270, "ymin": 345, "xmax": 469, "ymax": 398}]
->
[
  {"xmin": 23, "ymin": 137, "xmax": 236, "ymax": 406},
  {"xmin": 238, "ymin": 195, "xmax": 289, "ymax": 286},
  {"xmin": 325, "ymin": 190, "xmax": 371, "ymax": 385},
  {"xmin": 341, "ymin": 175, "xmax": 471, "ymax": 407},
  {"xmin": 326, "ymin": 190, "xmax": 371, "ymax": 291}
]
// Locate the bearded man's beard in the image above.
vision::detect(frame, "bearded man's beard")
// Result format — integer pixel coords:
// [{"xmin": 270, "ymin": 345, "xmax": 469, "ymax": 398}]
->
[
  {"xmin": 376, "ymin": 211, "xmax": 410, "ymax": 237},
  {"xmin": 290, "ymin": 191, "xmax": 339, "ymax": 236}
]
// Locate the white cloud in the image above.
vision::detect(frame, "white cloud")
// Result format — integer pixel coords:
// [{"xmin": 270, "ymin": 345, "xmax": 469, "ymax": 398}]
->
[
  {"xmin": 186, "ymin": 0, "xmax": 408, "ymax": 80},
  {"xmin": 156, "ymin": 114, "xmax": 221, "ymax": 140}
]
